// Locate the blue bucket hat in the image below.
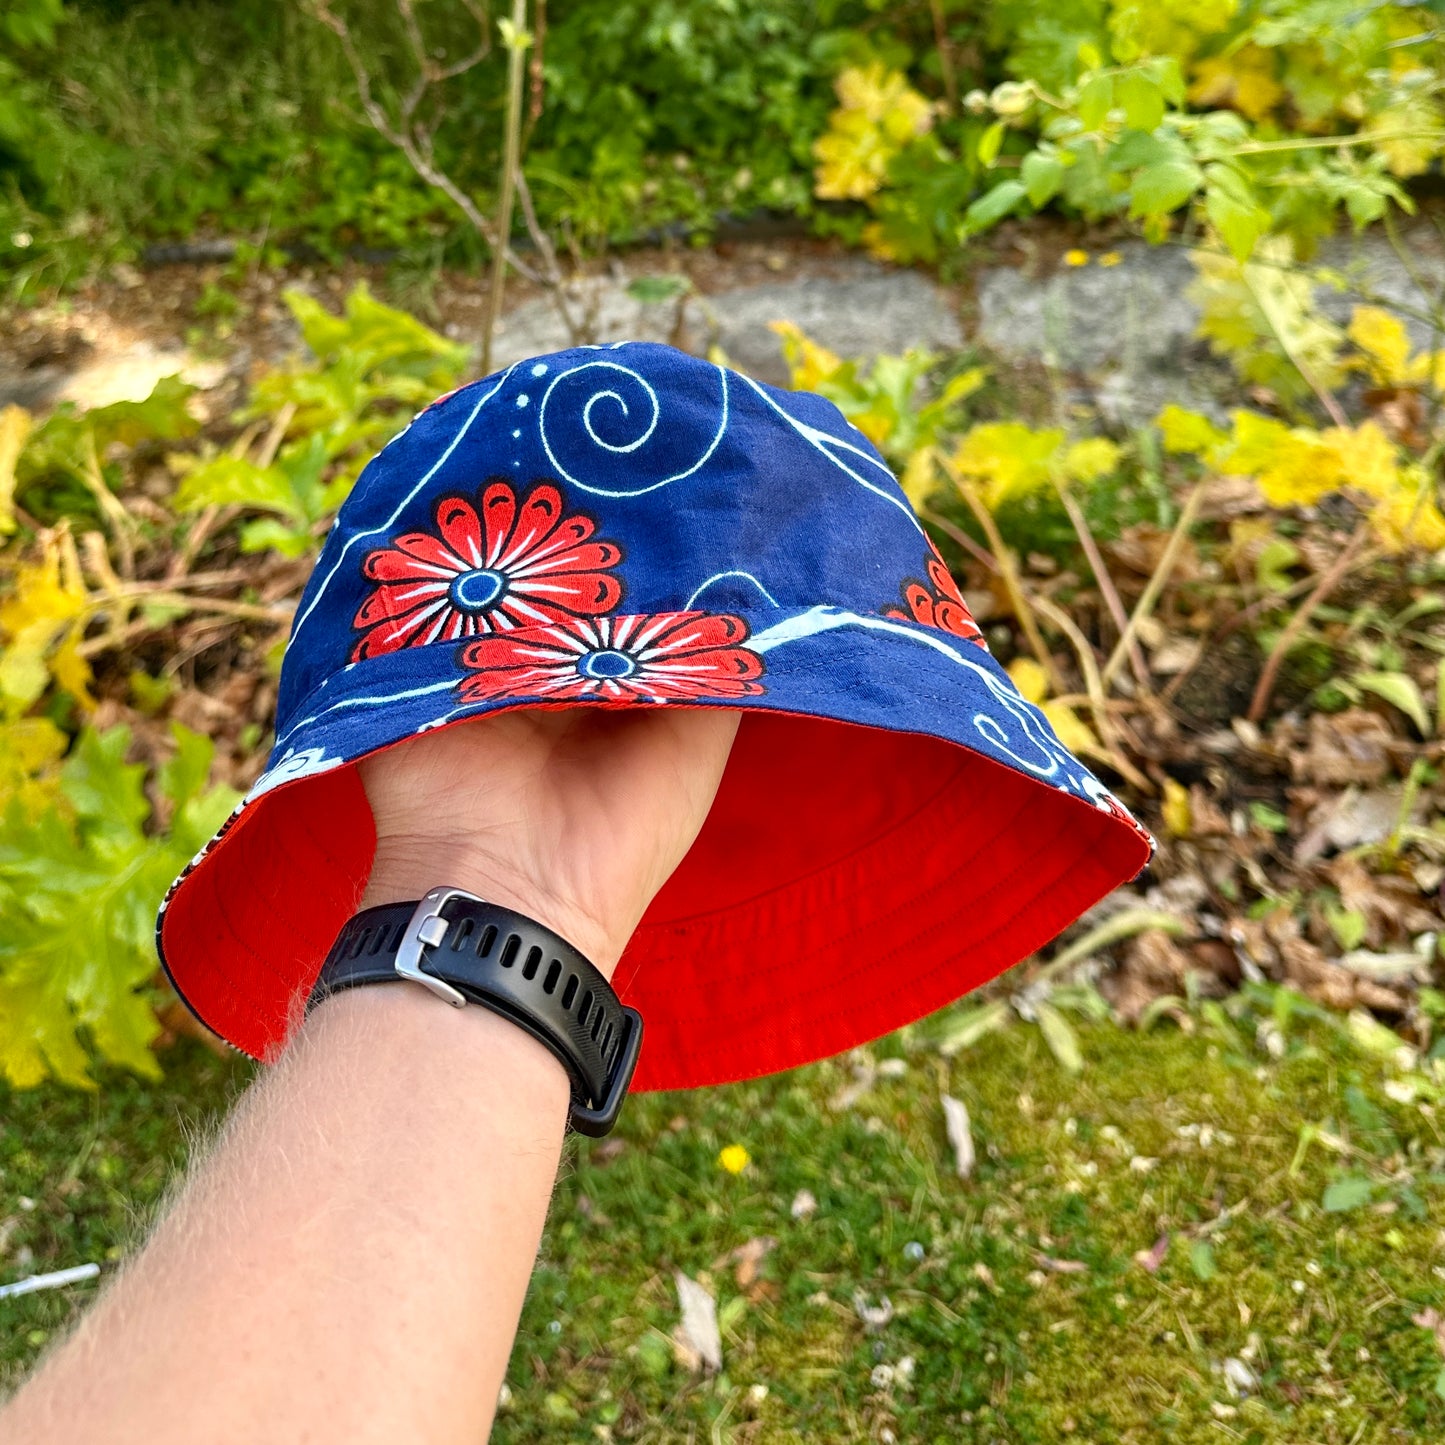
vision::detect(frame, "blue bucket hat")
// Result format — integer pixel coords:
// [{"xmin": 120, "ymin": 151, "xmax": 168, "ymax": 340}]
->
[{"xmin": 158, "ymin": 341, "xmax": 1151, "ymax": 1089}]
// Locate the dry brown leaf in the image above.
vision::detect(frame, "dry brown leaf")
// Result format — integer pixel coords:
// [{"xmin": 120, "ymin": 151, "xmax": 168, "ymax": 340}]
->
[
  {"xmin": 1289, "ymin": 711, "xmax": 1394, "ymax": 787},
  {"xmin": 673, "ymin": 1272, "xmax": 722, "ymax": 1374},
  {"xmin": 941, "ymin": 1094, "xmax": 975, "ymax": 1179}
]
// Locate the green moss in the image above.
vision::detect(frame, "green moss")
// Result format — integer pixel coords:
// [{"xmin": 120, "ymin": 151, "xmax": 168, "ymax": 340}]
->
[{"xmin": 3, "ymin": 1017, "xmax": 1442, "ymax": 1440}]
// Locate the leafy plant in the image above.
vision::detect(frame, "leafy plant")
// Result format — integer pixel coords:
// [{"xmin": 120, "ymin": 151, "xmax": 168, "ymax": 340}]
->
[
  {"xmin": 173, "ymin": 284, "xmax": 468, "ymax": 555},
  {"xmin": 0, "ymin": 723, "xmax": 240, "ymax": 1088}
]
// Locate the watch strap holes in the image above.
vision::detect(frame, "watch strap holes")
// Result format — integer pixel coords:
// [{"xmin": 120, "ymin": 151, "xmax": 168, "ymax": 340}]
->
[
  {"xmin": 600, "ymin": 1020, "xmax": 614, "ymax": 1060},
  {"xmin": 450, "ymin": 916, "xmax": 475, "ymax": 949},
  {"xmin": 590, "ymin": 1008, "xmax": 605, "ymax": 1042},
  {"xmin": 499, "ymin": 933, "xmax": 521, "ymax": 968},
  {"xmin": 542, "ymin": 958, "xmax": 562, "ymax": 994},
  {"xmin": 522, "ymin": 943, "xmax": 543, "ymax": 980},
  {"xmin": 347, "ymin": 928, "xmax": 369, "ymax": 959},
  {"xmin": 578, "ymin": 989, "xmax": 594, "ymax": 1028},
  {"xmin": 476, "ymin": 923, "xmax": 498, "ymax": 957},
  {"xmin": 561, "ymin": 974, "xmax": 579, "ymax": 1010}
]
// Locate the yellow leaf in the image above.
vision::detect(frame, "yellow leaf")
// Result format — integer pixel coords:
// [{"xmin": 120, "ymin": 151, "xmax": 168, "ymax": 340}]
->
[
  {"xmin": 0, "ymin": 716, "xmax": 68, "ymax": 818},
  {"xmin": 860, "ymin": 221, "xmax": 896, "ymax": 261},
  {"xmin": 0, "ymin": 405, "xmax": 32, "ymax": 536},
  {"xmin": 952, "ymin": 422, "xmax": 1065, "ymax": 511},
  {"xmin": 1188, "ymin": 44, "xmax": 1284, "ymax": 123},
  {"xmin": 0, "ymin": 527, "xmax": 92, "ymax": 709},
  {"xmin": 1323, "ymin": 420, "xmax": 1399, "ymax": 501},
  {"xmin": 1347, "ymin": 306, "xmax": 1413, "ymax": 387},
  {"xmin": 1365, "ymin": 465, "xmax": 1445, "ymax": 553},
  {"xmin": 813, "ymin": 64, "xmax": 932, "ymax": 201},
  {"xmin": 1161, "ymin": 777, "xmax": 1192, "ymax": 838},
  {"xmin": 1222, "ymin": 411, "xmax": 1343, "ymax": 508},
  {"xmin": 769, "ymin": 321, "xmax": 843, "ymax": 392},
  {"xmin": 850, "ymin": 408, "xmax": 894, "ymax": 448},
  {"xmin": 1008, "ymin": 656, "xmax": 1049, "ymax": 704},
  {"xmin": 1064, "ymin": 249, "xmax": 1089, "ymax": 267},
  {"xmin": 900, "ymin": 447, "xmax": 938, "ymax": 510},
  {"xmin": 1365, "ymin": 95, "xmax": 1445, "ymax": 179},
  {"xmin": 1042, "ymin": 698, "xmax": 1107, "ymax": 761},
  {"xmin": 50, "ymin": 628, "xmax": 95, "ymax": 711},
  {"xmin": 1061, "ymin": 437, "xmax": 1120, "ymax": 484},
  {"xmin": 1156, "ymin": 404, "xmax": 1226, "ymax": 457}
]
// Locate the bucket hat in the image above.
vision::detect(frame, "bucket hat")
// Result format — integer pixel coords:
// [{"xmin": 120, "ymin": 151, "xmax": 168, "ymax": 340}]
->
[{"xmin": 158, "ymin": 341, "xmax": 1152, "ymax": 1090}]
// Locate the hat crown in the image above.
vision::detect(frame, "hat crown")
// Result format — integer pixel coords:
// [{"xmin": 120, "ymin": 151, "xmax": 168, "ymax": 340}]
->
[{"xmin": 278, "ymin": 341, "xmax": 947, "ymax": 724}]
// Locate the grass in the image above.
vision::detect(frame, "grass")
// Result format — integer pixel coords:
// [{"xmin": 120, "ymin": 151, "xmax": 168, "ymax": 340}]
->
[{"xmin": 2, "ymin": 1007, "xmax": 1444, "ymax": 1441}]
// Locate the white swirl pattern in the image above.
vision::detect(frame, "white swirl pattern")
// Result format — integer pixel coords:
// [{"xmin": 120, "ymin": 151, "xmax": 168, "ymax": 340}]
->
[{"xmin": 538, "ymin": 359, "xmax": 729, "ymax": 497}]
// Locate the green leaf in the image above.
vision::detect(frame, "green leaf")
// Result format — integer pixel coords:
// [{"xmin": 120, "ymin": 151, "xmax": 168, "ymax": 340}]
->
[
  {"xmin": 1256, "ymin": 538, "xmax": 1301, "ymax": 593},
  {"xmin": 935, "ymin": 998, "xmax": 1010, "ymax": 1057},
  {"xmin": 977, "ymin": 120, "xmax": 1007, "ymax": 169},
  {"xmin": 1189, "ymin": 1240, "xmax": 1217, "ymax": 1281},
  {"xmin": 1322, "ymin": 1175, "xmax": 1373, "ymax": 1213},
  {"xmin": 1354, "ymin": 671, "xmax": 1431, "ymax": 736},
  {"xmin": 1036, "ymin": 1000, "xmax": 1084, "ymax": 1074},
  {"xmin": 1150, "ymin": 56, "xmax": 1186, "ymax": 106},
  {"xmin": 964, "ymin": 179, "xmax": 1028, "ymax": 233},
  {"xmin": 159, "ymin": 723, "xmax": 215, "ymax": 811},
  {"xmin": 1076, "ymin": 72, "xmax": 1114, "ymax": 132},
  {"xmin": 1021, "ymin": 151, "xmax": 1065, "ymax": 207},
  {"xmin": 1129, "ymin": 159, "xmax": 1203, "ymax": 219},
  {"xmin": 61, "ymin": 726, "xmax": 148, "ymax": 834},
  {"xmin": 1204, "ymin": 164, "xmax": 1269, "ymax": 261},
  {"xmin": 173, "ymin": 454, "xmax": 295, "ymax": 517},
  {"xmin": 626, "ymin": 275, "xmax": 691, "ymax": 304},
  {"xmin": 1116, "ymin": 71, "xmax": 1164, "ymax": 133}
]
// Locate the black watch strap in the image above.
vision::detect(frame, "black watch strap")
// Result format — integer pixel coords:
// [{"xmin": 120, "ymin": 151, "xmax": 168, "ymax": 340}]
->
[{"xmin": 310, "ymin": 888, "xmax": 642, "ymax": 1137}]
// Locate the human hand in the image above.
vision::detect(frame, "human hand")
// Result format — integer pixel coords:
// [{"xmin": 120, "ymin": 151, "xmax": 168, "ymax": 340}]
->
[{"xmin": 357, "ymin": 707, "xmax": 740, "ymax": 976}]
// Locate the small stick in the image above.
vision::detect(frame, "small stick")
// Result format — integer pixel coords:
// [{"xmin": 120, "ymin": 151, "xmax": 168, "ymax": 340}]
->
[
  {"xmin": 482, "ymin": 0, "xmax": 530, "ymax": 374},
  {"xmin": 920, "ymin": 506, "xmax": 1000, "ymax": 573},
  {"xmin": 939, "ymin": 456, "xmax": 1066, "ymax": 695},
  {"xmin": 1030, "ymin": 592, "xmax": 1152, "ymax": 793},
  {"xmin": 1246, "ymin": 520, "xmax": 1369, "ymax": 723},
  {"xmin": 1102, "ymin": 478, "xmax": 1207, "ymax": 690},
  {"xmin": 1055, "ymin": 482, "xmax": 1150, "ymax": 691},
  {"xmin": 0, "ymin": 1263, "xmax": 101, "ymax": 1300},
  {"xmin": 928, "ymin": 0, "xmax": 958, "ymax": 111}
]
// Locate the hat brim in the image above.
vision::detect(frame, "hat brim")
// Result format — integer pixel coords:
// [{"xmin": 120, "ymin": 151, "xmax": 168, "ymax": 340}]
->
[{"xmin": 158, "ymin": 605, "xmax": 1151, "ymax": 1090}]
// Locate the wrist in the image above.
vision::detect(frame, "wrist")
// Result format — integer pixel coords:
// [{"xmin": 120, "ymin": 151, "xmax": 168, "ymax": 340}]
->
[{"xmin": 360, "ymin": 838, "xmax": 628, "ymax": 978}]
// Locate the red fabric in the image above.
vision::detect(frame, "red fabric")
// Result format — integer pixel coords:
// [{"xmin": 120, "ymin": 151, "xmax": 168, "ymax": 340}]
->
[{"xmin": 160, "ymin": 711, "xmax": 1147, "ymax": 1087}]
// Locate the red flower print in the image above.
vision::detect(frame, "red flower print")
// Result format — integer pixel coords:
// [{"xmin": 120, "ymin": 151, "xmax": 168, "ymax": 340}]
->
[
  {"xmin": 457, "ymin": 613, "xmax": 766, "ymax": 704},
  {"xmin": 351, "ymin": 480, "xmax": 623, "ymax": 661},
  {"xmin": 885, "ymin": 549, "xmax": 985, "ymax": 647}
]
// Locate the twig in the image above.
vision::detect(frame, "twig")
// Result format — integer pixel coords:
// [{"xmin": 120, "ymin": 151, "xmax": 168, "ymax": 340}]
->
[
  {"xmin": 1033, "ymin": 908, "xmax": 1188, "ymax": 986},
  {"xmin": 920, "ymin": 506, "xmax": 1000, "ymax": 573},
  {"xmin": 1102, "ymin": 477, "xmax": 1207, "ymax": 690},
  {"xmin": 928, "ymin": 0, "xmax": 957, "ymax": 111},
  {"xmin": 528, "ymin": 0, "xmax": 547, "ymax": 125},
  {"xmin": 1240, "ymin": 260, "xmax": 1349, "ymax": 427},
  {"xmin": 307, "ymin": 0, "xmax": 542, "ymax": 288},
  {"xmin": 482, "ymin": 0, "xmax": 530, "ymax": 374},
  {"xmin": 939, "ymin": 456, "xmax": 1065, "ymax": 694},
  {"xmin": 1029, "ymin": 592, "xmax": 1152, "ymax": 792},
  {"xmin": 1246, "ymin": 519, "xmax": 1369, "ymax": 723},
  {"xmin": 1055, "ymin": 483, "xmax": 1150, "ymax": 691}
]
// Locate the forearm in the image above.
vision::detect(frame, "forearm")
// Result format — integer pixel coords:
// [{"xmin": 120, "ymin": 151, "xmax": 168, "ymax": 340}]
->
[{"xmin": 0, "ymin": 987, "xmax": 571, "ymax": 1445}]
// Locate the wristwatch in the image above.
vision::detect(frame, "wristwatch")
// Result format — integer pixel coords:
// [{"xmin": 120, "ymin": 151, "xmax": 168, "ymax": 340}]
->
[{"xmin": 309, "ymin": 887, "xmax": 643, "ymax": 1137}]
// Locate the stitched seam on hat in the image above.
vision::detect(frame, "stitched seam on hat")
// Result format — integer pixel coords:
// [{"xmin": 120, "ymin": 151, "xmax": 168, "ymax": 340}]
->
[
  {"xmin": 274, "ymin": 606, "xmax": 989, "ymax": 735},
  {"xmin": 624, "ymin": 774, "xmax": 1040, "ymax": 999},
  {"xmin": 629, "ymin": 755, "xmax": 973, "ymax": 943},
  {"xmin": 644, "ymin": 784, "xmax": 1121, "ymax": 1027}
]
